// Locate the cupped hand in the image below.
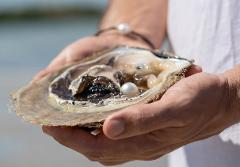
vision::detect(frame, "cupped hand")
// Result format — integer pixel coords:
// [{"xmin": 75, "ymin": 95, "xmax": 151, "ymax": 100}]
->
[
  {"xmin": 42, "ymin": 65, "xmax": 240, "ymax": 166},
  {"xmin": 40, "ymin": 34, "xmax": 237, "ymax": 166},
  {"xmin": 33, "ymin": 34, "xmax": 149, "ymax": 81}
]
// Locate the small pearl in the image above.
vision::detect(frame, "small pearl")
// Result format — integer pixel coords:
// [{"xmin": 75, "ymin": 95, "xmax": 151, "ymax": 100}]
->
[
  {"xmin": 117, "ymin": 23, "xmax": 131, "ymax": 34},
  {"xmin": 121, "ymin": 82, "xmax": 139, "ymax": 97},
  {"xmin": 147, "ymin": 74, "xmax": 157, "ymax": 88},
  {"xmin": 157, "ymin": 72, "xmax": 166, "ymax": 82}
]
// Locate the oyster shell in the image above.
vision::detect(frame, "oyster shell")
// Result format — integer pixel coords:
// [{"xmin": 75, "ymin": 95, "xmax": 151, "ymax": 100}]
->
[{"xmin": 11, "ymin": 46, "xmax": 193, "ymax": 128}]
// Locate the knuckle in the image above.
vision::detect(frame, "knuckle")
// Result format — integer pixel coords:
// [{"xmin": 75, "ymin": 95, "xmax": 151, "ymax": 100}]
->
[
  {"xmin": 85, "ymin": 151, "xmax": 105, "ymax": 161},
  {"xmin": 134, "ymin": 105, "xmax": 159, "ymax": 133},
  {"xmin": 62, "ymin": 47, "xmax": 74, "ymax": 63},
  {"xmin": 130, "ymin": 106, "xmax": 146, "ymax": 132},
  {"xmin": 38, "ymin": 69, "xmax": 48, "ymax": 75},
  {"xmin": 34, "ymin": 69, "xmax": 49, "ymax": 80}
]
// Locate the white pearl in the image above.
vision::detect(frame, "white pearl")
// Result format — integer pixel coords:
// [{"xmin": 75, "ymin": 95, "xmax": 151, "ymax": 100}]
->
[
  {"xmin": 117, "ymin": 23, "xmax": 131, "ymax": 34},
  {"xmin": 121, "ymin": 82, "xmax": 139, "ymax": 97}
]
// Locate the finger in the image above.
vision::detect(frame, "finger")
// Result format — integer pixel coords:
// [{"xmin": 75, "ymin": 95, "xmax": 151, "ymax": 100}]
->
[
  {"xmin": 103, "ymin": 102, "xmax": 176, "ymax": 139},
  {"xmin": 47, "ymin": 37, "xmax": 109, "ymax": 70},
  {"xmin": 96, "ymin": 129, "xmax": 188, "ymax": 162},
  {"xmin": 43, "ymin": 126, "xmax": 146, "ymax": 160},
  {"xmin": 185, "ymin": 64, "xmax": 202, "ymax": 76},
  {"xmin": 33, "ymin": 37, "xmax": 105, "ymax": 81},
  {"xmin": 87, "ymin": 132, "xmax": 165, "ymax": 161},
  {"xmin": 43, "ymin": 126, "xmax": 181, "ymax": 162},
  {"xmin": 93, "ymin": 132, "xmax": 156, "ymax": 158},
  {"xmin": 100, "ymin": 127, "xmax": 187, "ymax": 159},
  {"xmin": 95, "ymin": 132, "xmax": 179, "ymax": 161},
  {"xmin": 42, "ymin": 126, "xmax": 96, "ymax": 154},
  {"xmin": 46, "ymin": 35, "xmax": 149, "ymax": 70},
  {"xmin": 32, "ymin": 69, "xmax": 50, "ymax": 82},
  {"xmin": 147, "ymin": 127, "xmax": 193, "ymax": 144}
]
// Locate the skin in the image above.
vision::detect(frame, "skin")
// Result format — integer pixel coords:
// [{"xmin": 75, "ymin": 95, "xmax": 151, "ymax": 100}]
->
[{"xmin": 34, "ymin": 0, "xmax": 240, "ymax": 165}]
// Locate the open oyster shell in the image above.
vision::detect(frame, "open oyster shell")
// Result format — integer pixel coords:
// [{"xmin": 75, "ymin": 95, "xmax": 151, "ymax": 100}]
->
[{"xmin": 11, "ymin": 46, "xmax": 193, "ymax": 128}]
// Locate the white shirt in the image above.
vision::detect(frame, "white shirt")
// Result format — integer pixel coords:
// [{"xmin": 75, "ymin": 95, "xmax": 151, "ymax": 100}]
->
[{"xmin": 167, "ymin": 0, "xmax": 240, "ymax": 166}]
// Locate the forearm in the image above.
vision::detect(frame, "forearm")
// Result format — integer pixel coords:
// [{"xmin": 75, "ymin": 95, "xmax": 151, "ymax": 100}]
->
[
  {"xmin": 100, "ymin": 0, "xmax": 168, "ymax": 48},
  {"xmin": 222, "ymin": 65, "xmax": 240, "ymax": 124}
]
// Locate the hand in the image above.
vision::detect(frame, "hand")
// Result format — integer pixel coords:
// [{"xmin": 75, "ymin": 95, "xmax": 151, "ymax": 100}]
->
[
  {"xmin": 33, "ymin": 34, "xmax": 149, "ymax": 81},
  {"xmin": 42, "ymin": 65, "xmax": 240, "ymax": 166}
]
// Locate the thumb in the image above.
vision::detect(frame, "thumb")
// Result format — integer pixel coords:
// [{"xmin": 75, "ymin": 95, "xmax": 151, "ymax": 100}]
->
[{"xmin": 103, "ymin": 103, "xmax": 173, "ymax": 140}]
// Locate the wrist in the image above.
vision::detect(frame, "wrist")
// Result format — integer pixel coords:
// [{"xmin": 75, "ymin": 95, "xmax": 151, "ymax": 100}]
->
[
  {"xmin": 221, "ymin": 65, "xmax": 240, "ymax": 124},
  {"xmin": 96, "ymin": 32, "xmax": 151, "ymax": 49},
  {"xmin": 100, "ymin": 0, "xmax": 167, "ymax": 49},
  {"xmin": 100, "ymin": 22, "xmax": 163, "ymax": 49},
  {"xmin": 96, "ymin": 23, "xmax": 156, "ymax": 49}
]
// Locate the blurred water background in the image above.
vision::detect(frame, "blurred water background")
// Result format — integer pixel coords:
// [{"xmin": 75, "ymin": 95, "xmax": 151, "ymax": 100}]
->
[{"xmin": 0, "ymin": 1, "xmax": 167, "ymax": 167}]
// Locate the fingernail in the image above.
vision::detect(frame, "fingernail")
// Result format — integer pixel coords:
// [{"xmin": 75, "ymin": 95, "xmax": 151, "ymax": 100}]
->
[{"xmin": 107, "ymin": 119, "xmax": 125, "ymax": 138}]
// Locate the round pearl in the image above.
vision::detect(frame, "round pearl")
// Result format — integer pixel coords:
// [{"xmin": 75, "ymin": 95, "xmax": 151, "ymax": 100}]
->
[
  {"xmin": 121, "ymin": 82, "xmax": 139, "ymax": 97},
  {"xmin": 117, "ymin": 23, "xmax": 131, "ymax": 34}
]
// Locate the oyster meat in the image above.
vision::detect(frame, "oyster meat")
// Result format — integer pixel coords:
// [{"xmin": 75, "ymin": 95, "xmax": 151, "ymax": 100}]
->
[{"xmin": 11, "ymin": 46, "xmax": 193, "ymax": 127}]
